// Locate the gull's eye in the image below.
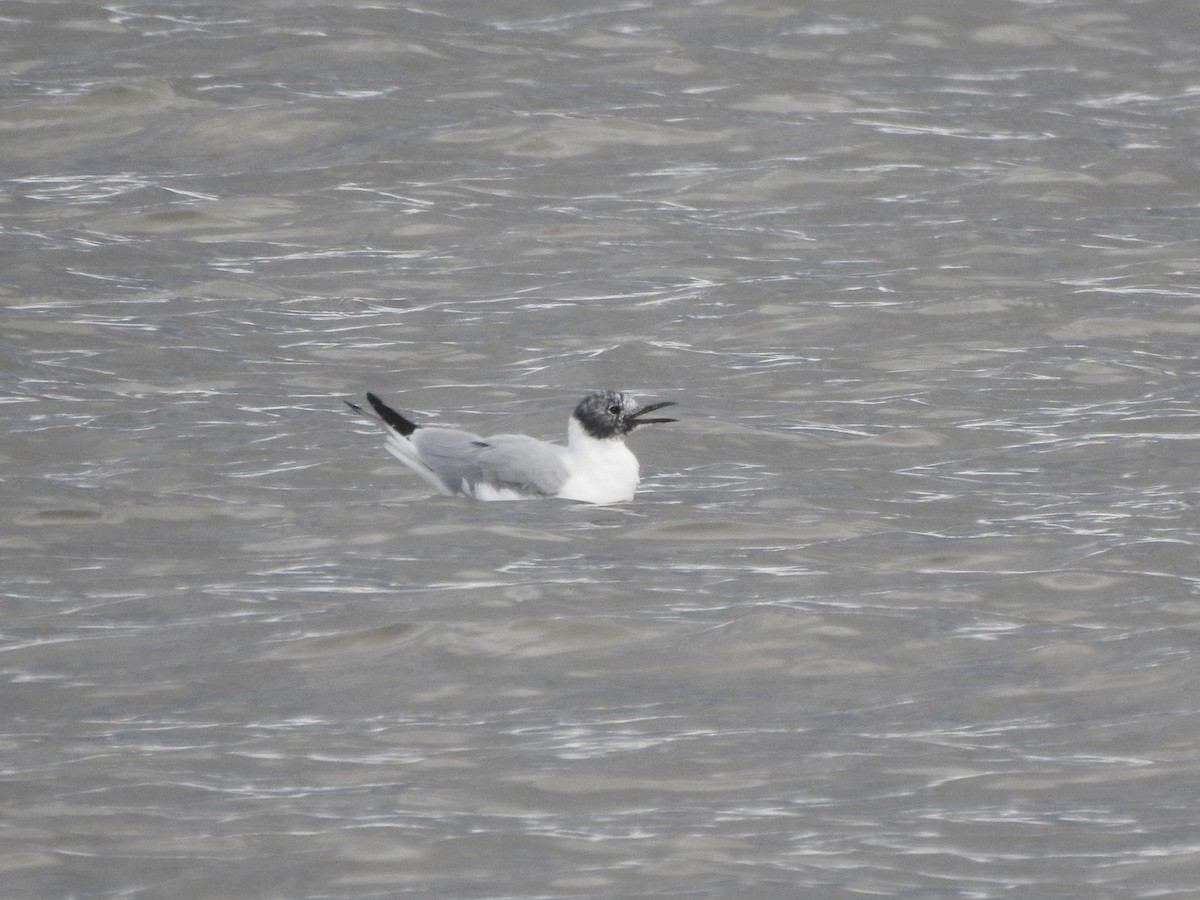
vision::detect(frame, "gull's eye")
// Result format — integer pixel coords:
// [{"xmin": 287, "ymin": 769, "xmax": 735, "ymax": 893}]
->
[{"xmin": 608, "ymin": 404, "xmax": 621, "ymax": 416}]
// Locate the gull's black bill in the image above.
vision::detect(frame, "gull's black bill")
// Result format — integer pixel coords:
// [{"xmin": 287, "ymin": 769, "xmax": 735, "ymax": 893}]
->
[{"xmin": 628, "ymin": 400, "xmax": 678, "ymax": 426}]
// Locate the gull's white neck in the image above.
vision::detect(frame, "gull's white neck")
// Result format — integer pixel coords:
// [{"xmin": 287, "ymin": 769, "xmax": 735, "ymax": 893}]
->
[{"xmin": 556, "ymin": 416, "xmax": 641, "ymax": 504}]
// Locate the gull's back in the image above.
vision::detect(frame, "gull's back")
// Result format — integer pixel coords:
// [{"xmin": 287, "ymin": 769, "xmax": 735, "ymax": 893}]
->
[{"xmin": 408, "ymin": 429, "xmax": 569, "ymax": 500}]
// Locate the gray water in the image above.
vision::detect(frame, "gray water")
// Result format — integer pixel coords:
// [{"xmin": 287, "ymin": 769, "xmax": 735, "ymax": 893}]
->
[{"xmin": 4, "ymin": 1, "xmax": 1200, "ymax": 897}]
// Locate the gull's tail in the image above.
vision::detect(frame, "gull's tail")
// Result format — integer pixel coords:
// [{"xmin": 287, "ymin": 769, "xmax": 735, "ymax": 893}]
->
[{"xmin": 345, "ymin": 393, "xmax": 453, "ymax": 496}]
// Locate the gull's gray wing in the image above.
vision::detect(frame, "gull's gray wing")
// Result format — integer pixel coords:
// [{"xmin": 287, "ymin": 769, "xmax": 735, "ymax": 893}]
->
[
  {"xmin": 469, "ymin": 434, "xmax": 569, "ymax": 497},
  {"xmin": 407, "ymin": 427, "xmax": 487, "ymax": 496},
  {"xmin": 386, "ymin": 427, "xmax": 480, "ymax": 496},
  {"xmin": 411, "ymin": 430, "xmax": 569, "ymax": 498}
]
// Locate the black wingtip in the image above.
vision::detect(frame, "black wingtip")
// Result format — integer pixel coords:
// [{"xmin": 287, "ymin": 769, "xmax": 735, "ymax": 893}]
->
[{"xmin": 365, "ymin": 392, "xmax": 419, "ymax": 437}]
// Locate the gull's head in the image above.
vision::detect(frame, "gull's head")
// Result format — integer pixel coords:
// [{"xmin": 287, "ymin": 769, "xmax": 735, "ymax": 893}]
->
[{"xmin": 572, "ymin": 390, "xmax": 677, "ymax": 440}]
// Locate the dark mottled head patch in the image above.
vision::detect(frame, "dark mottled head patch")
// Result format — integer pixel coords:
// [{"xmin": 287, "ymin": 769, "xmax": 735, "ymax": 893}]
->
[{"xmin": 572, "ymin": 391, "xmax": 676, "ymax": 439}]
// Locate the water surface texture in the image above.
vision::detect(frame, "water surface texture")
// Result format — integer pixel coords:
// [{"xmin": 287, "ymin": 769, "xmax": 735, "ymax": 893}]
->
[{"xmin": 4, "ymin": 1, "xmax": 1200, "ymax": 897}]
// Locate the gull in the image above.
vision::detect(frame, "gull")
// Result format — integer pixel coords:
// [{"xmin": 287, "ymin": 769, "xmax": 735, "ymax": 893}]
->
[{"xmin": 346, "ymin": 390, "xmax": 677, "ymax": 503}]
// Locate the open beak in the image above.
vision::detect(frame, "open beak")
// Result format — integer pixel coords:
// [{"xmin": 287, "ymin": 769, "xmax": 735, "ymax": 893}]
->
[{"xmin": 627, "ymin": 400, "xmax": 678, "ymax": 427}]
